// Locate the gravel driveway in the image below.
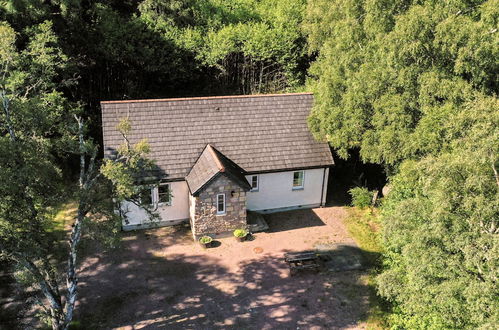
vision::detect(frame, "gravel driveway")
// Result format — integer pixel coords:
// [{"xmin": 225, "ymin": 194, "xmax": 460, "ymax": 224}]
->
[{"xmin": 76, "ymin": 206, "xmax": 370, "ymax": 329}]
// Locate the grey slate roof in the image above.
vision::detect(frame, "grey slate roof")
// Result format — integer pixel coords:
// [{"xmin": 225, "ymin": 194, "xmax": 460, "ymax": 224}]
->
[
  {"xmin": 101, "ymin": 93, "xmax": 334, "ymax": 181},
  {"xmin": 186, "ymin": 144, "xmax": 251, "ymax": 195}
]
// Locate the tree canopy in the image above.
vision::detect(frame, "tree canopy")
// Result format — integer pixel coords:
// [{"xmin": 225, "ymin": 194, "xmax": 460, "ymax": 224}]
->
[
  {"xmin": 139, "ymin": 0, "xmax": 309, "ymax": 93},
  {"xmin": 305, "ymin": 1, "xmax": 498, "ymax": 328},
  {"xmin": 305, "ymin": 0, "xmax": 498, "ymax": 163},
  {"xmin": 0, "ymin": 15, "xmax": 158, "ymax": 329},
  {"xmin": 378, "ymin": 95, "xmax": 498, "ymax": 328}
]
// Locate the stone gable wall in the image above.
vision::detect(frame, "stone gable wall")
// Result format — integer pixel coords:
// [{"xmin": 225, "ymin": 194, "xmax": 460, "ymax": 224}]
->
[{"xmin": 191, "ymin": 174, "xmax": 247, "ymax": 239}]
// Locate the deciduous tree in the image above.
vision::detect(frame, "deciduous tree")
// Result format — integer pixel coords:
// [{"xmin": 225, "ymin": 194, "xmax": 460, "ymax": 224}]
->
[{"xmin": 0, "ymin": 20, "xmax": 156, "ymax": 329}]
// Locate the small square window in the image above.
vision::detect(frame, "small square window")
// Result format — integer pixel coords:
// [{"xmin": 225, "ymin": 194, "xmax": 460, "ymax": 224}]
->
[
  {"xmin": 216, "ymin": 193, "xmax": 225, "ymax": 214},
  {"xmin": 250, "ymin": 175, "xmax": 259, "ymax": 191},
  {"xmin": 158, "ymin": 184, "xmax": 171, "ymax": 205},
  {"xmin": 292, "ymin": 171, "xmax": 304, "ymax": 190}
]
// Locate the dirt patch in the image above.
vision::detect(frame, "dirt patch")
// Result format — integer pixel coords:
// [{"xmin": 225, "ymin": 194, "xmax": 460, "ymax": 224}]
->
[
  {"xmin": 253, "ymin": 247, "xmax": 264, "ymax": 254},
  {"xmin": 73, "ymin": 206, "xmax": 369, "ymax": 329},
  {"xmin": 368, "ymin": 221, "xmax": 380, "ymax": 233}
]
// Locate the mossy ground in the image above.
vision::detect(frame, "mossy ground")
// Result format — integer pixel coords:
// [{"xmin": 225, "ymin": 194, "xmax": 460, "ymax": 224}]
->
[{"xmin": 343, "ymin": 207, "xmax": 391, "ymax": 329}]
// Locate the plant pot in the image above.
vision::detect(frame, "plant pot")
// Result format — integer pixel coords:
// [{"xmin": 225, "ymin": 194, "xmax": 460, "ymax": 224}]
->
[
  {"xmin": 235, "ymin": 235, "xmax": 246, "ymax": 242},
  {"xmin": 199, "ymin": 235, "xmax": 213, "ymax": 249},
  {"xmin": 199, "ymin": 241, "xmax": 211, "ymax": 249}
]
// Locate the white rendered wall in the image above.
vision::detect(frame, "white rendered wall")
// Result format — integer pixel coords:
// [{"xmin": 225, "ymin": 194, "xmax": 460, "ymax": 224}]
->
[
  {"xmin": 121, "ymin": 181, "xmax": 190, "ymax": 228},
  {"xmin": 246, "ymin": 168, "xmax": 329, "ymax": 211}
]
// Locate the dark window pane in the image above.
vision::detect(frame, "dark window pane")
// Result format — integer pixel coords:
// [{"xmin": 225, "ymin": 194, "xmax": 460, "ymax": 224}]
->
[
  {"xmin": 293, "ymin": 171, "xmax": 304, "ymax": 187},
  {"xmin": 251, "ymin": 175, "xmax": 258, "ymax": 189},
  {"xmin": 158, "ymin": 184, "xmax": 171, "ymax": 204},
  {"xmin": 140, "ymin": 188, "xmax": 153, "ymax": 205}
]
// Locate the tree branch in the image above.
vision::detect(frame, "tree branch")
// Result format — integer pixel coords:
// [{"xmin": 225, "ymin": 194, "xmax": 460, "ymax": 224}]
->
[
  {"xmin": 74, "ymin": 115, "xmax": 85, "ymax": 188},
  {"xmin": 0, "ymin": 91, "xmax": 16, "ymax": 141},
  {"xmin": 491, "ymin": 155, "xmax": 499, "ymax": 188}
]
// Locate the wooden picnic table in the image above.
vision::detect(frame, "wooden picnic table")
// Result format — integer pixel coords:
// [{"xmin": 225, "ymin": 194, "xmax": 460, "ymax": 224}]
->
[{"xmin": 284, "ymin": 251, "xmax": 321, "ymax": 276}]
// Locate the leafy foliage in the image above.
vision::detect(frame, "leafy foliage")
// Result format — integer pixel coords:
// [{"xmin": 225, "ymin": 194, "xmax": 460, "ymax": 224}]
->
[
  {"xmin": 377, "ymin": 93, "xmax": 499, "ymax": 328},
  {"xmin": 349, "ymin": 187, "xmax": 374, "ymax": 209},
  {"xmin": 0, "ymin": 18, "xmax": 158, "ymax": 328},
  {"xmin": 199, "ymin": 236, "xmax": 213, "ymax": 244},
  {"xmin": 305, "ymin": 0, "xmax": 498, "ymax": 164},
  {"xmin": 306, "ymin": 1, "xmax": 498, "ymax": 328},
  {"xmin": 0, "ymin": 1, "xmax": 497, "ymax": 328},
  {"xmin": 233, "ymin": 228, "xmax": 248, "ymax": 237},
  {"xmin": 379, "ymin": 151, "xmax": 498, "ymax": 328},
  {"xmin": 0, "ymin": 19, "xmax": 70, "ymax": 267},
  {"xmin": 139, "ymin": 0, "xmax": 309, "ymax": 93}
]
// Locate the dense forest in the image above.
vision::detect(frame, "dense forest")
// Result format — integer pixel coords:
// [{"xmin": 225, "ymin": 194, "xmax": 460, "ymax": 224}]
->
[{"xmin": 0, "ymin": 0, "xmax": 497, "ymax": 329}]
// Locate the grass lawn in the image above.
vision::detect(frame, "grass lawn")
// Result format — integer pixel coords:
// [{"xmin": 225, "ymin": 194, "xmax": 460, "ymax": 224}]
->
[
  {"xmin": 343, "ymin": 207, "xmax": 391, "ymax": 329},
  {"xmin": 50, "ymin": 201, "xmax": 78, "ymax": 233},
  {"xmin": 46, "ymin": 201, "xmax": 78, "ymax": 261}
]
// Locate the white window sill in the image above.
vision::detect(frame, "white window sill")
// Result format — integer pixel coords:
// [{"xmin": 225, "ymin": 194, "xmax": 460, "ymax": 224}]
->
[
  {"xmin": 216, "ymin": 212, "xmax": 226, "ymax": 216},
  {"xmin": 292, "ymin": 187, "xmax": 304, "ymax": 191}
]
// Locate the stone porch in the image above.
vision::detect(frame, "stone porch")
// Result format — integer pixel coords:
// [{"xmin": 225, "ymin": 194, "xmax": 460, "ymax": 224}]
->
[{"xmin": 189, "ymin": 174, "xmax": 249, "ymax": 240}]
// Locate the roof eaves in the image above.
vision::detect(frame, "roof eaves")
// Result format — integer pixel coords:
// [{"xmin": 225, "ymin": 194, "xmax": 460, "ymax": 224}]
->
[
  {"xmin": 207, "ymin": 144, "xmax": 224, "ymax": 172},
  {"xmin": 191, "ymin": 172, "xmax": 222, "ymax": 196},
  {"xmin": 100, "ymin": 92, "xmax": 313, "ymax": 105}
]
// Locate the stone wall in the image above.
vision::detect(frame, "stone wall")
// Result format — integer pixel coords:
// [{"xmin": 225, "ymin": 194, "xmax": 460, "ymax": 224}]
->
[{"xmin": 191, "ymin": 174, "xmax": 247, "ymax": 239}]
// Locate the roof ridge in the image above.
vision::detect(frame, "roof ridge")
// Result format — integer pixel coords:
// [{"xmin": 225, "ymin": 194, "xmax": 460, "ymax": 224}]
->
[
  {"xmin": 100, "ymin": 92, "xmax": 313, "ymax": 104},
  {"xmin": 206, "ymin": 144, "xmax": 225, "ymax": 173}
]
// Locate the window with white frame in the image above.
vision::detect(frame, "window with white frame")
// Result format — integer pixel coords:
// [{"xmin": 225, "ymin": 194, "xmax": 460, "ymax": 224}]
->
[
  {"xmin": 157, "ymin": 184, "xmax": 171, "ymax": 206},
  {"xmin": 250, "ymin": 175, "xmax": 259, "ymax": 191},
  {"xmin": 140, "ymin": 184, "xmax": 171, "ymax": 207},
  {"xmin": 216, "ymin": 193, "xmax": 226, "ymax": 214},
  {"xmin": 292, "ymin": 170, "xmax": 304, "ymax": 190}
]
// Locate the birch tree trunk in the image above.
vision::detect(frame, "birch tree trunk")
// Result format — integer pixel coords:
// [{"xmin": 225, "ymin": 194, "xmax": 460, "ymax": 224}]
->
[
  {"xmin": 62, "ymin": 116, "xmax": 99, "ymax": 329},
  {"xmin": 1, "ymin": 92, "xmax": 148, "ymax": 329},
  {"xmin": 1, "ymin": 92, "xmax": 67, "ymax": 328}
]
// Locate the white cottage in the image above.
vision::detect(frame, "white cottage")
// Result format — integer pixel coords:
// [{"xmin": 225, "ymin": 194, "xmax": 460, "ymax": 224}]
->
[{"xmin": 101, "ymin": 93, "xmax": 334, "ymax": 238}]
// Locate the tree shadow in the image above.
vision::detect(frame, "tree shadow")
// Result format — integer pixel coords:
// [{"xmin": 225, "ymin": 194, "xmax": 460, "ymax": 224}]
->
[
  {"xmin": 74, "ymin": 231, "xmax": 373, "ymax": 329},
  {"xmin": 75, "ymin": 242, "xmax": 238, "ymax": 328},
  {"xmin": 141, "ymin": 224, "xmax": 193, "ymax": 246},
  {"xmin": 264, "ymin": 209, "xmax": 326, "ymax": 233},
  {"xmin": 315, "ymin": 243, "xmax": 381, "ymax": 272},
  {"xmin": 0, "ymin": 261, "xmax": 24, "ymax": 330},
  {"xmin": 234, "ymin": 254, "xmax": 372, "ymax": 329},
  {"xmin": 3, "ymin": 201, "xmax": 378, "ymax": 329}
]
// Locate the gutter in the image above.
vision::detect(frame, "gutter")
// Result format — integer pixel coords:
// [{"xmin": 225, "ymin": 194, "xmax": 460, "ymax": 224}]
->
[{"xmin": 245, "ymin": 165, "xmax": 330, "ymax": 175}]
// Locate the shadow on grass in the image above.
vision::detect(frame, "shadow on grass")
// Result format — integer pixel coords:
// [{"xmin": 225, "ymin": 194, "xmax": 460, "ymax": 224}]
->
[{"xmin": 341, "ymin": 207, "xmax": 392, "ymax": 328}]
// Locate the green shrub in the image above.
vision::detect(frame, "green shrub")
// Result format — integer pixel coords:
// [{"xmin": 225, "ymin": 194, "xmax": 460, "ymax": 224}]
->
[
  {"xmin": 233, "ymin": 229, "xmax": 248, "ymax": 238},
  {"xmin": 349, "ymin": 187, "xmax": 373, "ymax": 208},
  {"xmin": 198, "ymin": 236, "xmax": 212, "ymax": 244}
]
